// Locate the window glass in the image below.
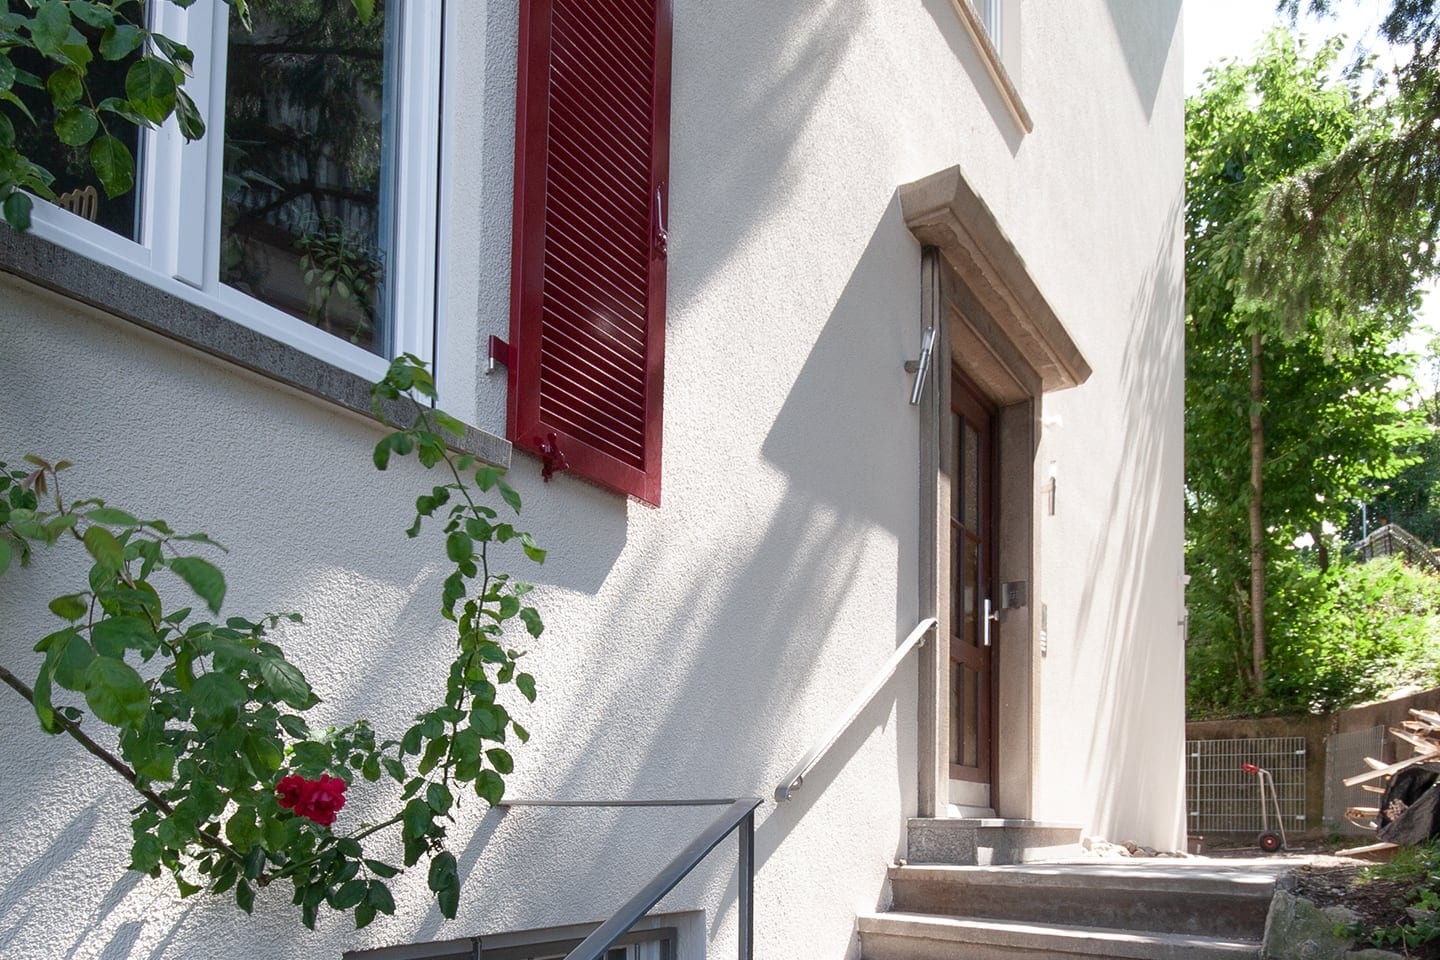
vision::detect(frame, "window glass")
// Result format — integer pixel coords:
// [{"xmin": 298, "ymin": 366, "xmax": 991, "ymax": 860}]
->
[
  {"xmin": 11, "ymin": 2, "xmax": 147, "ymax": 239},
  {"xmin": 221, "ymin": 0, "xmax": 398, "ymax": 356}
]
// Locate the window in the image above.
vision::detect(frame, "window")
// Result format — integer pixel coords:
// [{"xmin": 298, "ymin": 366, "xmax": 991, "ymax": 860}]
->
[
  {"xmin": 20, "ymin": 0, "xmax": 442, "ymax": 381},
  {"xmin": 506, "ymin": 0, "xmax": 672, "ymax": 505}
]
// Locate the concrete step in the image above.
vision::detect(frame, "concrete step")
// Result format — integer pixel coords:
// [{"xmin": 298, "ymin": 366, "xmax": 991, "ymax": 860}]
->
[
  {"xmin": 889, "ymin": 863, "xmax": 1276, "ymax": 938},
  {"xmin": 857, "ymin": 912, "xmax": 1262, "ymax": 960},
  {"xmin": 907, "ymin": 818, "xmax": 1083, "ymax": 865}
]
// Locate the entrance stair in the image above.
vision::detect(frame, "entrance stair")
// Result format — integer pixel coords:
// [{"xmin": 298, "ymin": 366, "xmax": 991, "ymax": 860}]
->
[{"xmin": 859, "ymin": 829, "xmax": 1287, "ymax": 960}]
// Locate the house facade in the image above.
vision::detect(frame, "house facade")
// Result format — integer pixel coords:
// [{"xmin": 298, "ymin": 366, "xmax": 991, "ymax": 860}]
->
[{"xmin": 0, "ymin": 1, "xmax": 1186, "ymax": 958}]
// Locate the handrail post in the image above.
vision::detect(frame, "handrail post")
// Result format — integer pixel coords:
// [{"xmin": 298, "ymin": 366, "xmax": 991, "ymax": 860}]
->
[{"xmin": 738, "ymin": 809, "xmax": 754, "ymax": 960}]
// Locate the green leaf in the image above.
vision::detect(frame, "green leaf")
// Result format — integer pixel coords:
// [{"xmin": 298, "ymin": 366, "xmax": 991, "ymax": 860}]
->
[
  {"xmin": 516, "ymin": 672, "xmax": 537, "ymax": 702},
  {"xmin": 243, "ymin": 733, "xmax": 283, "ymax": 776},
  {"xmin": 169, "ymin": 556, "xmax": 226, "ymax": 613},
  {"xmin": 291, "ymin": 740, "xmax": 332, "ymax": 770},
  {"xmin": 485, "ymin": 747, "xmax": 514, "ymax": 774},
  {"xmin": 258, "ymin": 656, "xmax": 315, "ymax": 709},
  {"xmin": 124, "ymin": 57, "xmax": 177, "ymax": 125},
  {"xmin": 418, "ymin": 735, "xmax": 448, "ymax": 775},
  {"xmin": 519, "ymin": 532, "xmax": 546, "ymax": 564},
  {"xmin": 519, "ymin": 607, "xmax": 544, "ymax": 638},
  {"xmin": 366, "ymin": 880, "xmax": 396, "ymax": 915},
  {"xmin": 450, "ymin": 727, "xmax": 481, "ymax": 763},
  {"xmin": 498, "ymin": 482, "xmax": 522, "ymax": 514},
  {"xmin": 83, "ymin": 656, "xmax": 150, "ymax": 727},
  {"xmin": 134, "ymin": 743, "xmax": 176, "ymax": 782},
  {"xmin": 189, "ymin": 670, "xmax": 247, "ymax": 717},
  {"xmin": 46, "ymin": 67, "xmax": 81, "ymax": 109},
  {"xmin": 474, "ymin": 466, "xmax": 502, "ymax": 491},
  {"xmin": 351, "ymin": 0, "xmax": 376, "ymax": 24},
  {"xmin": 401, "ymin": 797, "xmax": 432, "ymax": 839},
  {"xmin": 330, "ymin": 879, "xmax": 366, "ymax": 910},
  {"xmin": 32, "ymin": 661, "xmax": 57, "ymax": 732},
  {"xmin": 474, "ymin": 769, "xmax": 505, "ymax": 806},
  {"xmin": 1, "ymin": 190, "xmax": 30, "ymax": 231},
  {"xmin": 98, "ymin": 23, "xmax": 144, "ymax": 60},
  {"xmin": 425, "ymin": 781, "xmax": 453, "ymax": 816},
  {"xmin": 446, "ymin": 531, "xmax": 473, "ymax": 562},
  {"xmin": 0, "ymin": 56, "xmax": 15, "ymax": 95},
  {"xmin": 365, "ymin": 858, "xmax": 400, "ymax": 879},
  {"xmin": 52, "ymin": 629, "xmax": 95, "ymax": 691},
  {"xmin": 0, "ymin": 538, "xmax": 10, "ymax": 577},
  {"xmin": 48, "ymin": 593, "xmax": 88, "ymax": 621},
  {"xmin": 129, "ymin": 832, "xmax": 162, "ymax": 873},
  {"xmin": 92, "ymin": 616, "xmax": 157, "ymax": 656},
  {"xmin": 86, "ymin": 506, "xmax": 140, "ymax": 527},
  {"xmin": 236, "ymin": 879, "xmax": 254, "ymax": 913},
  {"xmin": 69, "ymin": 2, "xmax": 115, "ymax": 30},
  {"xmin": 433, "ymin": 409, "xmax": 465, "ymax": 437},
  {"xmin": 438, "ymin": 883, "xmax": 459, "ymax": 919},
  {"xmin": 82, "ymin": 526, "xmax": 125, "ymax": 571},
  {"xmin": 90, "ymin": 134, "xmax": 135, "ymax": 198},
  {"xmin": 427, "ymin": 850, "xmax": 458, "ymax": 892},
  {"xmin": 29, "ymin": 2, "xmax": 72, "ymax": 59},
  {"xmin": 173, "ymin": 88, "xmax": 204, "ymax": 140}
]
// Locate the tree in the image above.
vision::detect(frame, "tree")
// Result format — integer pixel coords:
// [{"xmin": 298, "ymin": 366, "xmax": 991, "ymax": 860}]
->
[
  {"xmin": 1187, "ymin": 31, "xmax": 1426, "ymax": 707},
  {"xmin": 1251, "ymin": 0, "xmax": 1440, "ymax": 327}
]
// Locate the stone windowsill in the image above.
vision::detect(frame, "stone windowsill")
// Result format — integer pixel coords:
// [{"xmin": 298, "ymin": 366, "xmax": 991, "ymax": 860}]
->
[{"xmin": 947, "ymin": 0, "xmax": 1032, "ymax": 134}]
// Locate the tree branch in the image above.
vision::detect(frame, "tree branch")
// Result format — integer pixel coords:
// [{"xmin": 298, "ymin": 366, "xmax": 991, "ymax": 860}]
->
[{"xmin": 0, "ymin": 664, "xmax": 245, "ymax": 866}]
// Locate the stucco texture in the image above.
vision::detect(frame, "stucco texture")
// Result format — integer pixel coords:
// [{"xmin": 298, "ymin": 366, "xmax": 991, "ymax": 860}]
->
[{"xmin": 0, "ymin": 1, "xmax": 1184, "ymax": 958}]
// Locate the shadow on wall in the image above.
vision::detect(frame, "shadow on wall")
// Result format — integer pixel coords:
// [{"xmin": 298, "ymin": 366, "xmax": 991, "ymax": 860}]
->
[
  {"xmin": 917, "ymin": 0, "xmax": 1025, "ymax": 155},
  {"xmin": 397, "ymin": 212, "xmax": 926, "ymax": 951},
  {"xmin": 1068, "ymin": 192, "xmax": 1185, "ymax": 844},
  {"xmin": 1102, "ymin": 0, "xmax": 1182, "ymax": 121},
  {"xmin": 668, "ymin": 0, "xmax": 864, "ymax": 311}
]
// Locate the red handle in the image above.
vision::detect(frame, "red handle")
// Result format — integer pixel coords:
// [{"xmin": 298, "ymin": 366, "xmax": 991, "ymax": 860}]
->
[{"xmin": 1240, "ymin": 763, "xmax": 1260, "ymax": 774}]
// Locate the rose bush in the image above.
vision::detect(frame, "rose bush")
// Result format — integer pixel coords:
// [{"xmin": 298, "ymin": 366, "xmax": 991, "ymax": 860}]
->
[{"xmin": 0, "ymin": 356, "xmax": 544, "ymax": 929}]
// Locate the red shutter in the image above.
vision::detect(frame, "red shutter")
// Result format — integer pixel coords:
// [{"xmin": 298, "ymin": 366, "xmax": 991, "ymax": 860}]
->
[{"xmin": 508, "ymin": 0, "xmax": 672, "ymax": 506}]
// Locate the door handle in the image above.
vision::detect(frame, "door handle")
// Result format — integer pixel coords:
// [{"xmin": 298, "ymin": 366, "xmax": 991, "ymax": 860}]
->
[{"xmin": 983, "ymin": 597, "xmax": 1001, "ymax": 646}]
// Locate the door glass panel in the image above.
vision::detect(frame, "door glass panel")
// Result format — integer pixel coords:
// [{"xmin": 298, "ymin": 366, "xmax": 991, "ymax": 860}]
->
[
  {"xmin": 952, "ymin": 665, "xmax": 980, "ymax": 768},
  {"xmin": 962, "ymin": 537, "xmax": 979, "ymax": 648},
  {"xmin": 963, "ymin": 421, "xmax": 980, "ymax": 531},
  {"xmin": 222, "ymin": 0, "xmax": 397, "ymax": 355}
]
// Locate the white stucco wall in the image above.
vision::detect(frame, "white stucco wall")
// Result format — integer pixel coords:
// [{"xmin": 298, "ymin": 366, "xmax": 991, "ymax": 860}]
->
[{"xmin": 0, "ymin": 2, "xmax": 1184, "ymax": 959}]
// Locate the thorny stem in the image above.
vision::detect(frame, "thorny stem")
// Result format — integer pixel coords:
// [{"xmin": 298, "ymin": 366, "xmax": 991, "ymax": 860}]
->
[{"xmin": 0, "ymin": 663, "xmax": 247, "ymax": 868}]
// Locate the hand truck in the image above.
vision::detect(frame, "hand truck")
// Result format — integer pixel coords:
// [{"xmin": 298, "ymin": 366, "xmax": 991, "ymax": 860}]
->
[{"xmin": 1240, "ymin": 762, "xmax": 1287, "ymax": 853}]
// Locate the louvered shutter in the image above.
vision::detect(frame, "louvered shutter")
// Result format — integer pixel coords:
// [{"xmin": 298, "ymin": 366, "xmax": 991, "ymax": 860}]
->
[{"xmin": 508, "ymin": 0, "xmax": 672, "ymax": 506}]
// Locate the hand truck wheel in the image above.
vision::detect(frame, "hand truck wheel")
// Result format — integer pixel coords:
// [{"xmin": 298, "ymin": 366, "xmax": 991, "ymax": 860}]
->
[{"xmin": 1258, "ymin": 831, "xmax": 1283, "ymax": 854}]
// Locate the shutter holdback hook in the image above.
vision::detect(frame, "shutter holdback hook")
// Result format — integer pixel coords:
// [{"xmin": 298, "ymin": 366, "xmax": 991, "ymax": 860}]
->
[{"xmin": 539, "ymin": 432, "xmax": 570, "ymax": 482}]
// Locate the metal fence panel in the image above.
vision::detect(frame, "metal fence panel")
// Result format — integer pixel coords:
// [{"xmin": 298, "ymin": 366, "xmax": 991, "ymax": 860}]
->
[
  {"xmin": 1324, "ymin": 725, "xmax": 1387, "ymax": 835},
  {"xmin": 1186, "ymin": 737, "xmax": 1307, "ymax": 834}
]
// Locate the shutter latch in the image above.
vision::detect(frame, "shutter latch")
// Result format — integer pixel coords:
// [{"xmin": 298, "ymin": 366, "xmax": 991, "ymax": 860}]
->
[
  {"xmin": 539, "ymin": 432, "xmax": 570, "ymax": 482},
  {"xmin": 654, "ymin": 186, "xmax": 668, "ymax": 259}
]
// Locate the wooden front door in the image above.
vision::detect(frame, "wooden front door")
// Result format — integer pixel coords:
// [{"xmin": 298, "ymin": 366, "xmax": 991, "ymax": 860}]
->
[{"xmin": 950, "ymin": 374, "xmax": 996, "ymax": 788}]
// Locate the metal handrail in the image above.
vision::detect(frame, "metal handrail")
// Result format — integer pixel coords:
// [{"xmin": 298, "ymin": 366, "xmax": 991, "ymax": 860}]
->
[
  {"xmin": 773, "ymin": 617, "xmax": 938, "ymax": 802},
  {"xmin": 499, "ymin": 797, "xmax": 762, "ymax": 960}
]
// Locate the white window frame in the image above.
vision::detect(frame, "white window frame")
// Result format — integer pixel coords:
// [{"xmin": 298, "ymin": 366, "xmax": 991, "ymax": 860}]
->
[{"xmin": 25, "ymin": 0, "xmax": 443, "ymax": 385}]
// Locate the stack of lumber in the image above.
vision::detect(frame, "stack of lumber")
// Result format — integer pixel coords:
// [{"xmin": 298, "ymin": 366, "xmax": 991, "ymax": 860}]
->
[{"xmin": 1337, "ymin": 708, "xmax": 1440, "ymax": 857}]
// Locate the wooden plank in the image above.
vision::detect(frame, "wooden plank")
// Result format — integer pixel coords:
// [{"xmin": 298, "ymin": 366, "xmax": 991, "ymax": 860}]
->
[
  {"xmin": 1387, "ymin": 727, "xmax": 1440, "ymax": 752},
  {"xmin": 1345, "ymin": 753, "xmax": 1429, "ymax": 787},
  {"xmin": 1364, "ymin": 757, "xmax": 1390, "ymax": 770},
  {"xmin": 1410, "ymin": 709, "xmax": 1440, "ymax": 727},
  {"xmin": 1364, "ymin": 784, "xmax": 1386, "ymax": 794},
  {"xmin": 1336, "ymin": 841, "xmax": 1400, "ymax": 857}
]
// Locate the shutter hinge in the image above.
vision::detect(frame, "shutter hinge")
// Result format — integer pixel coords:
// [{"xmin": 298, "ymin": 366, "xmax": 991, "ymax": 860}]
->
[
  {"xmin": 487, "ymin": 336, "xmax": 513, "ymax": 375},
  {"xmin": 654, "ymin": 186, "xmax": 668, "ymax": 259},
  {"xmin": 539, "ymin": 432, "xmax": 570, "ymax": 482}
]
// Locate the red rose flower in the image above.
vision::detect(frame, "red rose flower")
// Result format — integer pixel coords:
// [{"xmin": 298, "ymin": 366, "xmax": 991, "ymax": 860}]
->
[
  {"xmin": 294, "ymin": 774, "xmax": 348, "ymax": 828},
  {"xmin": 275, "ymin": 774, "xmax": 307, "ymax": 810},
  {"xmin": 274, "ymin": 773, "xmax": 348, "ymax": 828}
]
